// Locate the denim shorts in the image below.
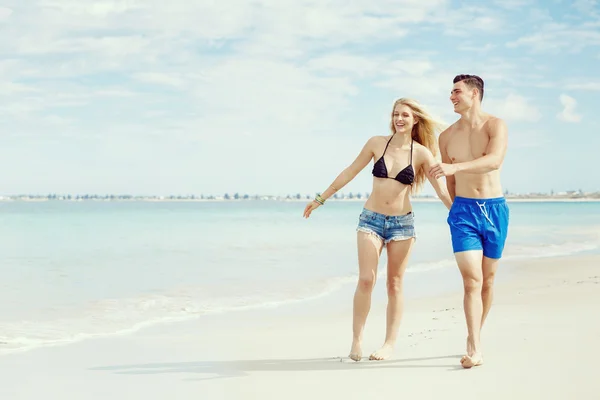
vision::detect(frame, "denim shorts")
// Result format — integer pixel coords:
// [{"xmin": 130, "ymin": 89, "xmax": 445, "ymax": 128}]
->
[
  {"xmin": 447, "ymin": 196, "xmax": 509, "ymax": 259},
  {"xmin": 356, "ymin": 208, "xmax": 416, "ymax": 243}
]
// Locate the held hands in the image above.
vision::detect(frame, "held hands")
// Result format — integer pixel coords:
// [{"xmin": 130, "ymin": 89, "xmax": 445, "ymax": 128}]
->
[{"xmin": 429, "ymin": 163, "xmax": 457, "ymax": 180}]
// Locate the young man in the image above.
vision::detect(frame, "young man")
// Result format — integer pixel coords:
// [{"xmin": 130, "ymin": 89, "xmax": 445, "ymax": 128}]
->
[{"xmin": 429, "ymin": 74, "xmax": 509, "ymax": 369}]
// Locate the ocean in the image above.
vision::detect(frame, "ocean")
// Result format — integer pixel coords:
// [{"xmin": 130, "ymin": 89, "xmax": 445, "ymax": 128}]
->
[{"xmin": 1, "ymin": 199, "xmax": 599, "ymax": 354}]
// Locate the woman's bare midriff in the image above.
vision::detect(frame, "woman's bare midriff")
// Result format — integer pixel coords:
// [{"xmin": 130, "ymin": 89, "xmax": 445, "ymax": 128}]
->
[{"xmin": 362, "ymin": 178, "xmax": 413, "ymax": 216}]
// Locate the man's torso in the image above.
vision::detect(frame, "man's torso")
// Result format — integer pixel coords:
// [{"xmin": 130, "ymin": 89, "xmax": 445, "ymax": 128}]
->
[{"xmin": 446, "ymin": 116, "xmax": 504, "ymax": 199}]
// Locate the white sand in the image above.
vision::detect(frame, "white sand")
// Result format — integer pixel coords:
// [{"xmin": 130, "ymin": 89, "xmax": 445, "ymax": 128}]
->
[{"xmin": 1, "ymin": 255, "xmax": 599, "ymax": 400}]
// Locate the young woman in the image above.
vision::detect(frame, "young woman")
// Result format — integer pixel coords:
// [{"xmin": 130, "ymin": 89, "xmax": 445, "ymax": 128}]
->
[{"xmin": 303, "ymin": 98, "xmax": 452, "ymax": 361}]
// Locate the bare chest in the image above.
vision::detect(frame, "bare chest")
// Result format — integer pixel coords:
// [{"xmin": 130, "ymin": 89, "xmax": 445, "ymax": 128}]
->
[{"xmin": 446, "ymin": 128, "xmax": 490, "ymax": 163}]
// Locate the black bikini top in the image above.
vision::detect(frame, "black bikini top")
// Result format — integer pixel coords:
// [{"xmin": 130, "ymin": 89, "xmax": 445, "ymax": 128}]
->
[{"xmin": 371, "ymin": 135, "xmax": 414, "ymax": 185}]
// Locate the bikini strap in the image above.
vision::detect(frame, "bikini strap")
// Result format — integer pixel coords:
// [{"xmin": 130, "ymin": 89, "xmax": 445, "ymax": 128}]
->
[
  {"xmin": 382, "ymin": 135, "xmax": 394, "ymax": 156},
  {"xmin": 409, "ymin": 138, "xmax": 414, "ymax": 163}
]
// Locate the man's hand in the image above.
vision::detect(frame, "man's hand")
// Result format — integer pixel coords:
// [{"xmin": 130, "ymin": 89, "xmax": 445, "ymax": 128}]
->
[{"xmin": 429, "ymin": 163, "xmax": 457, "ymax": 179}]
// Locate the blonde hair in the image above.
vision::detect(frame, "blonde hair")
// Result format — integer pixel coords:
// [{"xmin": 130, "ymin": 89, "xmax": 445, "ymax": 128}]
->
[{"xmin": 389, "ymin": 98, "xmax": 445, "ymax": 193}]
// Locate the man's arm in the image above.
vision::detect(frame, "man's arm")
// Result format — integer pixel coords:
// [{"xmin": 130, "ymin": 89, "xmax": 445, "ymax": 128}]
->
[
  {"xmin": 438, "ymin": 129, "xmax": 456, "ymax": 201},
  {"xmin": 453, "ymin": 118, "xmax": 508, "ymax": 174}
]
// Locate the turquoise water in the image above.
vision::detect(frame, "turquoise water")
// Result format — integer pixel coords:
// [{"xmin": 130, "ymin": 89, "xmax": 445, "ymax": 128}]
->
[{"xmin": 1, "ymin": 199, "xmax": 599, "ymax": 353}]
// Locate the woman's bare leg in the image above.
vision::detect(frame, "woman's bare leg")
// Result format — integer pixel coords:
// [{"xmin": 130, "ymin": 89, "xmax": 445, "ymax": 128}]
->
[
  {"xmin": 369, "ymin": 238, "xmax": 414, "ymax": 360},
  {"xmin": 349, "ymin": 231, "xmax": 383, "ymax": 361}
]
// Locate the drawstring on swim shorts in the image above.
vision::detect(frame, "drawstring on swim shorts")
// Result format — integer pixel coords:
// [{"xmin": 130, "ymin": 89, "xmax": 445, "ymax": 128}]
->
[{"xmin": 476, "ymin": 201, "xmax": 495, "ymax": 227}]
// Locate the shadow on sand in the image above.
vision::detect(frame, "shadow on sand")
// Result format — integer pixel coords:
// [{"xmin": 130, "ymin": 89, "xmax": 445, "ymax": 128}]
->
[{"xmin": 90, "ymin": 354, "xmax": 466, "ymax": 381}]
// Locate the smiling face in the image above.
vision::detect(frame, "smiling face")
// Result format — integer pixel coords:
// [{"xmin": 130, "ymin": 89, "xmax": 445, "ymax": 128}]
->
[
  {"xmin": 450, "ymin": 80, "xmax": 476, "ymax": 113},
  {"xmin": 392, "ymin": 103, "xmax": 418, "ymax": 135},
  {"xmin": 450, "ymin": 75, "xmax": 484, "ymax": 114}
]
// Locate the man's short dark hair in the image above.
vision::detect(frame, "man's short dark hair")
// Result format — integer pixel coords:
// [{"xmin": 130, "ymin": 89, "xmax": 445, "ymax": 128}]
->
[{"xmin": 453, "ymin": 74, "xmax": 484, "ymax": 101}]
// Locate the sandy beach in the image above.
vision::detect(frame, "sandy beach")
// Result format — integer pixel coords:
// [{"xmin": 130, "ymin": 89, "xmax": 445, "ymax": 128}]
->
[{"xmin": 1, "ymin": 254, "xmax": 599, "ymax": 400}]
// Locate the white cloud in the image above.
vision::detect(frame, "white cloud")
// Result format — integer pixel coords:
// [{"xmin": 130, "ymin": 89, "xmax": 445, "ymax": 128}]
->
[
  {"xmin": 439, "ymin": 6, "xmax": 505, "ymax": 36},
  {"xmin": 93, "ymin": 88, "xmax": 138, "ymax": 98},
  {"xmin": 528, "ymin": 8, "xmax": 554, "ymax": 23},
  {"xmin": 133, "ymin": 73, "xmax": 186, "ymax": 88},
  {"xmin": 557, "ymin": 94, "xmax": 582, "ymax": 122},
  {"xmin": 530, "ymin": 80, "xmax": 600, "ymax": 91},
  {"xmin": 9, "ymin": 0, "xmax": 445, "ymax": 58},
  {"xmin": 306, "ymin": 54, "xmax": 459, "ymax": 124},
  {"xmin": 492, "ymin": 0, "xmax": 532, "ymax": 9},
  {"xmin": 0, "ymin": 0, "xmax": 598, "ymax": 195},
  {"xmin": 486, "ymin": 93, "xmax": 542, "ymax": 122},
  {"xmin": 0, "ymin": 6, "xmax": 12, "ymax": 20},
  {"xmin": 573, "ymin": 0, "xmax": 599, "ymax": 14},
  {"xmin": 471, "ymin": 60, "xmax": 519, "ymax": 83},
  {"xmin": 369, "ymin": 59, "xmax": 457, "ymax": 122},
  {"xmin": 13, "ymin": 35, "xmax": 151, "ymax": 56},
  {"xmin": 506, "ymin": 23, "xmax": 600, "ymax": 53},
  {"xmin": 0, "ymin": 81, "xmax": 38, "ymax": 95},
  {"xmin": 565, "ymin": 82, "xmax": 600, "ymax": 91},
  {"xmin": 377, "ymin": 73, "xmax": 450, "ymax": 100},
  {"xmin": 457, "ymin": 43, "xmax": 496, "ymax": 52},
  {"xmin": 38, "ymin": 0, "xmax": 145, "ymax": 16},
  {"xmin": 0, "ymin": 0, "xmax": 464, "ymax": 169},
  {"xmin": 510, "ymin": 130, "xmax": 550, "ymax": 148},
  {"xmin": 43, "ymin": 115, "xmax": 74, "ymax": 126},
  {"xmin": 306, "ymin": 54, "xmax": 383, "ymax": 78},
  {"xmin": 0, "ymin": 0, "xmax": 447, "ymax": 122},
  {"xmin": 193, "ymin": 57, "xmax": 360, "ymax": 137}
]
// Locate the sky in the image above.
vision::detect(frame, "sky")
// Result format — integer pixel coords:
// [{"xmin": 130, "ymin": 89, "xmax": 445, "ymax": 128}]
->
[{"xmin": 1, "ymin": 0, "xmax": 599, "ymax": 197}]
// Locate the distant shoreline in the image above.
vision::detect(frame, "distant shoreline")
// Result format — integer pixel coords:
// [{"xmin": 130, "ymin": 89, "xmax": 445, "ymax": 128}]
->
[{"xmin": 2, "ymin": 197, "xmax": 600, "ymax": 203}]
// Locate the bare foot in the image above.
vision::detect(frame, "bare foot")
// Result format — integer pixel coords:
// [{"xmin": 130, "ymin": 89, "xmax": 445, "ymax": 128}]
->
[
  {"xmin": 460, "ymin": 337, "xmax": 472, "ymax": 364},
  {"xmin": 348, "ymin": 341, "xmax": 362, "ymax": 362},
  {"xmin": 369, "ymin": 343, "xmax": 394, "ymax": 360},
  {"xmin": 461, "ymin": 352, "xmax": 483, "ymax": 368}
]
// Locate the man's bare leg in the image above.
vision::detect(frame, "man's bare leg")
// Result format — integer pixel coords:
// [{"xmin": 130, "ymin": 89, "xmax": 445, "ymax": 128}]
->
[
  {"xmin": 464, "ymin": 255, "xmax": 500, "ymax": 356},
  {"xmin": 456, "ymin": 250, "xmax": 485, "ymax": 368},
  {"xmin": 369, "ymin": 238, "xmax": 414, "ymax": 360},
  {"xmin": 481, "ymin": 256, "xmax": 500, "ymax": 327},
  {"xmin": 349, "ymin": 231, "xmax": 383, "ymax": 361}
]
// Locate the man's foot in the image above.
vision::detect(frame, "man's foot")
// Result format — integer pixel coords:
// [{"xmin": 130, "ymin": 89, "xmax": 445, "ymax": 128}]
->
[
  {"xmin": 461, "ymin": 352, "xmax": 483, "ymax": 368},
  {"xmin": 348, "ymin": 341, "xmax": 362, "ymax": 361},
  {"xmin": 369, "ymin": 343, "xmax": 394, "ymax": 360}
]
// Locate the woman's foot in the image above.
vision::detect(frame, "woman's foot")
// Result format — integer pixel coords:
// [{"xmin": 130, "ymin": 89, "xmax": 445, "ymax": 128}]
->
[
  {"xmin": 349, "ymin": 341, "xmax": 362, "ymax": 361},
  {"xmin": 369, "ymin": 342, "xmax": 394, "ymax": 360},
  {"xmin": 461, "ymin": 352, "xmax": 483, "ymax": 368},
  {"xmin": 460, "ymin": 336, "xmax": 472, "ymax": 364}
]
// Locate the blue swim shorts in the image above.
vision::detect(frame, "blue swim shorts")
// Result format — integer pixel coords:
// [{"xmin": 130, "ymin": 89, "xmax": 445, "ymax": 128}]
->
[
  {"xmin": 356, "ymin": 208, "xmax": 416, "ymax": 244},
  {"xmin": 447, "ymin": 196, "xmax": 509, "ymax": 259}
]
